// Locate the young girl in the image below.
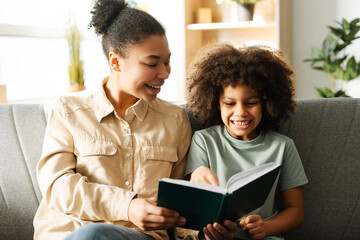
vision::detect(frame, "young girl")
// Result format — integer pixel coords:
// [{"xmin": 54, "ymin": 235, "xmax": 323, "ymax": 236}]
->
[
  {"xmin": 185, "ymin": 44, "xmax": 308, "ymax": 240},
  {"xmin": 34, "ymin": 1, "xmax": 197, "ymax": 240}
]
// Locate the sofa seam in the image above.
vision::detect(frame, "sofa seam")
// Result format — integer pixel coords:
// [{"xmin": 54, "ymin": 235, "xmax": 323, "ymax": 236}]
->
[{"xmin": 11, "ymin": 105, "xmax": 40, "ymax": 205}]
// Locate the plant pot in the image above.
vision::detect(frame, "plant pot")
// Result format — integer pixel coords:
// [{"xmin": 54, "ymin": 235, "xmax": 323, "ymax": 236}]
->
[
  {"xmin": 235, "ymin": 3, "xmax": 255, "ymax": 22},
  {"xmin": 68, "ymin": 84, "xmax": 86, "ymax": 93}
]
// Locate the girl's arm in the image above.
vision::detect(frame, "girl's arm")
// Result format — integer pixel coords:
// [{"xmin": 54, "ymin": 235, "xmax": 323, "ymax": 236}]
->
[
  {"xmin": 264, "ymin": 186, "xmax": 304, "ymax": 235},
  {"xmin": 190, "ymin": 166, "xmax": 219, "ymax": 186},
  {"xmin": 240, "ymin": 186, "xmax": 304, "ymax": 239}
]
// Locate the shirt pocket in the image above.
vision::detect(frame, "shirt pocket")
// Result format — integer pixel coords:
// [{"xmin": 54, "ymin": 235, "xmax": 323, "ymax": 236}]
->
[
  {"xmin": 139, "ymin": 146, "xmax": 178, "ymax": 196},
  {"xmin": 75, "ymin": 141, "xmax": 118, "ymax": 184}
]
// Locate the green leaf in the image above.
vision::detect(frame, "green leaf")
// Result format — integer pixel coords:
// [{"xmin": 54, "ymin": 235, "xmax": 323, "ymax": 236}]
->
[
  {"xmin": 328, "ymin": 26, "xmax": 345, "ymax": 39},
  {"xmin": 349, "ymin": 18, "xmax": 360, "ymax": 28},
  {"xmin": 334, "ymin": 65, "xmax": 344, "ymax": 79},
  {"xmin": 334, "ymin": 90, "xmax": 350, "ymax": 97},
  {"xmin": 343, "ymin": 56, "xmax": 359, "ymax": 81},
  {"xmin": 310, "ymin": 46, "xmax": 324, "ymax": 59},
  {"xmin": 315, "ymin": 87, "xmax": 334, "ymax": 98},
  {"xmin": 342, "ymin": 18, "xmax": 350, "ymax": 31},
  {"xmin": 315, "ymin": 87, "xmax": 349, "ymax": 98}
]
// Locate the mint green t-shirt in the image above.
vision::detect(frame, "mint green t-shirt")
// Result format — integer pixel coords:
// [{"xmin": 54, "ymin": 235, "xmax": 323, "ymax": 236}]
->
[{"xmin": 185, "ymin": 125, "xmax": 308, "ymax": 240}]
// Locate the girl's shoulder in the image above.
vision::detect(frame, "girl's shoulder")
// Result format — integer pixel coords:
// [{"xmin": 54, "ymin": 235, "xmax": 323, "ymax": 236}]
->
[
  {"xmin": 265, "ymin": 130, "xmax": 295, "ymax": 145},
  {"xmin": 193, "ymin": 125, "xmax": 224, "ymax": 139}
]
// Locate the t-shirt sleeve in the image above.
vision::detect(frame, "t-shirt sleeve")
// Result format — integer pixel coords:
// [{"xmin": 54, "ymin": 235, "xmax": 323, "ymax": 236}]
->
[
  {"xmin": 279, "ymin": 139, "xmax": 309, "ymax": 191},
  {"xmin": 184, "ymin": 131, "xmax": 210, "ymax": 177}
]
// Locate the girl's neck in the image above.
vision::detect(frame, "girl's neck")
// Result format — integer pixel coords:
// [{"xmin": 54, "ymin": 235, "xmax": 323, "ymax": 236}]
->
[{"xmin": 104, "ymin": 76, "xmax": 138, "ymax": 119}]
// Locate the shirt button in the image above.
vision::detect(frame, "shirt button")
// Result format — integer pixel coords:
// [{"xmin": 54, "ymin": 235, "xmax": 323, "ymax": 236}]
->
[
  {"xmin": 128, "ymin": 109, "xmax": 132, "ymax": 114},
  {"xmin": 125, "ymin": 181, "xmax": 130, "ymax": 186},
  {"xmin": 125, "ymin": 152, "xmax": 131, "ymax": 158}
]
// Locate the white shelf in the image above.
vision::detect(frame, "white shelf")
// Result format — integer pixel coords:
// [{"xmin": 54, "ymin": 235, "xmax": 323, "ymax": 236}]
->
[{"xmin": 187, "ymin": 21, "xmax": 276, "ymax": 31}]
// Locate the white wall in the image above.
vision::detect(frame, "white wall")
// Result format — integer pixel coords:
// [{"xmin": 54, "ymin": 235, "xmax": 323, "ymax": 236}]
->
[{"xmin": 292, "ymin": 0, "xmax": 360, "ymax": 98}]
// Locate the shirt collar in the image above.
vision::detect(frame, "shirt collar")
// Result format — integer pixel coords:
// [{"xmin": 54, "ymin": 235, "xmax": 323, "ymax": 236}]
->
[
  {"xmin": 93, "ymin": 77, "xmax": 149, "ymax": 122},
  {"xmin": 127, "ymin": 99, "xmax": 148, "ymax": 121}
]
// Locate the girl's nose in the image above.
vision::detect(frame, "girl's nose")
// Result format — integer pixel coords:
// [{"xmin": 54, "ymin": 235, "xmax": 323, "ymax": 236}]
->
[{"xmin": 235, "ymin": 104, "xmax": 248, "ymax": 116}]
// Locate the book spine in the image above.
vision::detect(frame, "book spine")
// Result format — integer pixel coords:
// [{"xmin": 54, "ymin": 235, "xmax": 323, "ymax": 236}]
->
[{"xmin": 215, "ymin": 193, "xmax": 233, "ymax": 224}]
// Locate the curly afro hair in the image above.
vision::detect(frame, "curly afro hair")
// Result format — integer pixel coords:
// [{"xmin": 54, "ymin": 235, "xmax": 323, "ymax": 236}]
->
[
  {"xmin": 89, "ymin": 0, "xmax": 165, "ymax": 58},
  {"xmin": 186, "ymin": 43, "xmax": 296, "ymax": 131}
]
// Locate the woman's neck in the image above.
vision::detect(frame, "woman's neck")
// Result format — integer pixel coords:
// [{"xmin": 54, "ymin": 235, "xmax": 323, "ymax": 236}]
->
[{"xmin": 104, "ymin": 76, "xmax": 138, "ymax": 119}]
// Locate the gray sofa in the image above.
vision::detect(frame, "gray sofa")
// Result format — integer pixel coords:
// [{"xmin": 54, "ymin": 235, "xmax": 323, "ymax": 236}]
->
[{"xmin": 1, "ymin": 98, "xmax": 360, "ymax": 240}]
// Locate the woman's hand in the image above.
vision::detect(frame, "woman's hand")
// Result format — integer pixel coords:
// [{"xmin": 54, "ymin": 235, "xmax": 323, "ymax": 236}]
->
[
  {"xmin": 128, "ymin": 198, "xmax": 186, "ymax": 231},
  {"xmin": 239, "ymin": 215, "xmax": 266, "ymax": 240},
  {"xmin": 201, "ymin": 220, "xmax": 237, "ymax": 240},
  {"xmin": 190, "ymin": 166, "xmax": 219, "ymax": 186}
]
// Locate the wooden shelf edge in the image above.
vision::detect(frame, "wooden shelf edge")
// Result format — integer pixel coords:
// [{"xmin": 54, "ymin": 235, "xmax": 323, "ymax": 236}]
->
[{"xmin": 187, "ymin": 21, "xmax": 276, "ymax": 30}]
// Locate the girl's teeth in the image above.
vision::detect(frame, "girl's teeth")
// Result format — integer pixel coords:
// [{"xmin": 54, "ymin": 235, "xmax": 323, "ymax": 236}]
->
[{"xmin": 233, "ymin": 120, "xmax": 250, "ymax": 125}]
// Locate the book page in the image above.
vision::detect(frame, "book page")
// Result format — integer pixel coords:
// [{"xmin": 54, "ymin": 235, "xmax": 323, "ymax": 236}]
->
[
  {"xmin": 161, "ymin": 178, "xmax": 227, "ymax": 194},
  {"xmin": 226, "ymin": 163, "xmax": 280, "ymax": 193}
]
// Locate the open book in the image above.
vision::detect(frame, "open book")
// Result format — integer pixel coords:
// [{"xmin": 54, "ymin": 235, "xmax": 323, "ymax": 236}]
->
[{"xmin": 156, "ymin": 162, "xmax": 281, "ymax": 231}]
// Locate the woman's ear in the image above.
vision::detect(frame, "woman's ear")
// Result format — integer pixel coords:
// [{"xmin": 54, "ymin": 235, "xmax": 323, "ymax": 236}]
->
[{"xmin": 109, "ymin": 51, "xmax": 121, "ymax": 72}]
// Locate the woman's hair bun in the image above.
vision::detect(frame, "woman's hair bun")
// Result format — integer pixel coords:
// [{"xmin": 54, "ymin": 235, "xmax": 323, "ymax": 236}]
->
[{"xmin": 89, "ymin": 0, "xmax": 127, "ymax": 35}]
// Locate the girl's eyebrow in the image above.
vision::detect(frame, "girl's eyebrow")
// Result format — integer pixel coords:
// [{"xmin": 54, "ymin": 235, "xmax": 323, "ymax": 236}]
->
[{"xmin": 223, "ymin": 95, "xmax": 260, "ymax": 100}]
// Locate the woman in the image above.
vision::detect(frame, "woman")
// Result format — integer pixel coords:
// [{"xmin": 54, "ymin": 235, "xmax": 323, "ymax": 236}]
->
[{"xmin": 33, "ymin": 0, "xmax": 192, "ymax": 239}]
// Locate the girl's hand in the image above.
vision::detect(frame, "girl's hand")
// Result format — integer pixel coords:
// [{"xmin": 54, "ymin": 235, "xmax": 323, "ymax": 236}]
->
[
  {"xmin": 202, "ymin": 220, "xmax": 237, "ymax": 240},
  {"xmin": 190, "ymin": 166, "xmax": 219, "ymax": 186},
  {"xmin": 239, "ymin": 215, "xmax": 266, "ymax": 240},
  {"xmin": 128, "ymin": 198, "xmax": 186, "ymax": 231}
]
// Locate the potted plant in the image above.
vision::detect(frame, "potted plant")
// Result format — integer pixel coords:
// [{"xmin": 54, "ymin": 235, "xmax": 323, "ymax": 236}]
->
[
  {"xmin": 66, "ymin": 24, "xmax": 85, "ymax": 92},
  {"xmin": 304, "ymin": 18, "xmax": 360, "ymax": 98},
  {"xmin": 218, "ymin": 0, "xmax": 264, "ymax": 21}
]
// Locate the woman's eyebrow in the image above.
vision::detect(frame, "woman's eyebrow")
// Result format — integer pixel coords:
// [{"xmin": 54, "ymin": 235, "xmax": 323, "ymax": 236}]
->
[{"xmin": 142, "ymin": 53, "xmax": 171, "ymax": 60}]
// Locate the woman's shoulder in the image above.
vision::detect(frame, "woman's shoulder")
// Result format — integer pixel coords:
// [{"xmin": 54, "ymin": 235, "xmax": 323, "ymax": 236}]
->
[
  {"xmin": 148, "ymin": 98, "xmax": 188, "ymax": 118},
  {"xmin": 52, "ymin": 90, "xmax": 94, "ymax": 114}
]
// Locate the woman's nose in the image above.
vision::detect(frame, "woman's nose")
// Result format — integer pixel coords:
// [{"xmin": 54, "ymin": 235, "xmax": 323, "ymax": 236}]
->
[{"xmin": 157, "ymin": 64, "xmax": 170, "ymax": 79}]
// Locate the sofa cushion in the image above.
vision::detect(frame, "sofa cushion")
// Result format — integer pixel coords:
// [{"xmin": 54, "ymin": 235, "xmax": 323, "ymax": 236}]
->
[
  {"xmin": 0, "ymin": 104, "xmax": 46, "ymax": 240},
  {"xmin": 278, "ymin": 98, "xmax": 360, "ymax": 239}
]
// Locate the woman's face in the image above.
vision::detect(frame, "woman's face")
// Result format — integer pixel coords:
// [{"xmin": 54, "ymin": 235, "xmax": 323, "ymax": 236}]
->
[
  {"xmin": 112, "ymin": 34, "xmax": 171, "ymax": 102},
  {"xmin": 219, "ymin": 84, "xmax": 262, "ymax": 141}
]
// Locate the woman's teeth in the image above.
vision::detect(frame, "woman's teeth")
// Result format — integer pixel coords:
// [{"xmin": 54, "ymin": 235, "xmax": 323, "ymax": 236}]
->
[{"xmin": 146, "ymin": 84, "xmax": 160, "ymax": 89}]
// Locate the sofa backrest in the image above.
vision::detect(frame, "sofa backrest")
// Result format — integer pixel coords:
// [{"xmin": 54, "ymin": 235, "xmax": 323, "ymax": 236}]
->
[
  {"xmin": 278, "ymin": 98, "xmax": 360, "ymax": 239},
  {"xmin": 0, "ymin": 104, "xmax": 47, "ymax": 240},
  {"xmin": 0, "ymin": 98, "xmax": 360, "ymax": 240}
]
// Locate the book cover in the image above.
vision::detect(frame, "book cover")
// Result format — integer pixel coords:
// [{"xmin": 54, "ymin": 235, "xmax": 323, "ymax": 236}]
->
[{"xmin": 156, "ymin": 162, "xmax": 281, "ymax": 231}]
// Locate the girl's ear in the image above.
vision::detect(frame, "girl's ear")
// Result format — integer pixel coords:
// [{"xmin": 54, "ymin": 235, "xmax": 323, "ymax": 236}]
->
[{"xmin": 109, "ymin": 51, "xmax": 121, "ymax": 72}]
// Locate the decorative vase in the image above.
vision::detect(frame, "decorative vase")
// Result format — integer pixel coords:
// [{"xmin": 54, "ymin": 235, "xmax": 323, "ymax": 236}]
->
[
  {"xmin": 68, "ymin": 84, "xmax": 86, "ymax": 93},
  {"xmin": 235, "ymin": 3, "xmax": 255, "ymax": 22}
]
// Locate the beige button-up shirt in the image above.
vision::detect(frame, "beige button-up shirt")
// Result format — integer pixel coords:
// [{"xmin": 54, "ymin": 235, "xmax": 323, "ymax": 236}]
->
[{"xmin": 34, "ymin": 78, "xmax": 192, "ymax": 240}]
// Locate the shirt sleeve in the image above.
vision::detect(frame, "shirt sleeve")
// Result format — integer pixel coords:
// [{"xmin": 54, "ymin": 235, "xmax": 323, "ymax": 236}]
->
[
  {"xmin": 36, "ymin": 101, "xmax": 136, "ymax": 222},
  {"xmin": 278, "ymin": 139, "xmax": 309, "ymax": 191},
  {"xmin": 184, "ymin": 131, "xmax": 211, "ymax": 177},
  {"xmin": 170, "ymin": 108, "xmax": 192, "ymax": 180}
]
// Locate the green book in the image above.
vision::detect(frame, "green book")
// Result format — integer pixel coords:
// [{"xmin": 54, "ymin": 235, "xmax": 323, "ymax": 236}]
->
[{"xmin": 156, "ymin": 162, "xmax": 281, "ymax": 231}]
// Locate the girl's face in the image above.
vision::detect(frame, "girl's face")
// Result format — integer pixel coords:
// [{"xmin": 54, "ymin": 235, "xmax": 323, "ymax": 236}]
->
[
  {"xmin": 219, "ymin": 84, "xmax": 262, "ymax": 141},
  {"xmin": 111, "ymin": 34, "xmax": 171, "ymax": 102}
]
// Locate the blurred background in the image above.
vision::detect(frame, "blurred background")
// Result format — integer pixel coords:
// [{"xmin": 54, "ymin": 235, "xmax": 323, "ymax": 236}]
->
[{"xmin": 0, "ymin": 0, "xmax": 359, "ymax": 104}]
